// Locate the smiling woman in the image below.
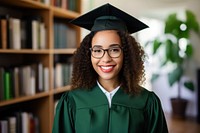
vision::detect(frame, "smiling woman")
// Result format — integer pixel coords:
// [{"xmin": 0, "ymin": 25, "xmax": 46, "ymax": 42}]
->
[
  {"xmin": 52, "ymin": 3, "xmax": 168, "ymax": 133},
  {"xmin": 90, "ymin": 30, "xmax": 123, "ymax": 89}
]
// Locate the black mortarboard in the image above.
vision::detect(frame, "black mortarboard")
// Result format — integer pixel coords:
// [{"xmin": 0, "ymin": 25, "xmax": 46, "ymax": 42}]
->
[{"xmin": 70, "ymin": 3, "xmax": 148, "ymax": 34}]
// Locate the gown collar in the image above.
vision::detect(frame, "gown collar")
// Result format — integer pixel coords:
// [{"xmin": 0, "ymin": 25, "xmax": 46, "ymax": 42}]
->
[{"xmin": 97, "ymin": 81, "xmax": 120, "ymax": 108}]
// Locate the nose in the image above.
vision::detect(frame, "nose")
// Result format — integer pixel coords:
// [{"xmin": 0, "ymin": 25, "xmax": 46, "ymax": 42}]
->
[{"xmin": 101, "ymin": 50, "xmax": 112, "ymax": 62}]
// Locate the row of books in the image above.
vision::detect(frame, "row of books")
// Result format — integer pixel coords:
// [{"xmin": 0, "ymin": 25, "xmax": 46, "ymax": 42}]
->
[
  {"xmin": 53, "ymin": 0, "xmax": 79, "ymax": 12},
  {"xmin": 0, "ymin": 63, "xmax": 49, "ymax": 101},
  {"xmin": 0, "ymin": 15, "xmax": 46, "ymax": 50},
  {"xmin": 0, "ymin": 112, "xmax": 39, "ymax": 133},
  {"xmin": 54, "ymin": 21, "xmax": 77, "ymax": 49},
  {"xmin": 54, "ymin": 63, "xmax": 72, "ymax": 88}
]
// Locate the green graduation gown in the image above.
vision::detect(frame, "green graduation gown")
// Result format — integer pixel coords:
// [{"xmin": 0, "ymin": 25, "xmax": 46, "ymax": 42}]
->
[{"xmin": 52, "ymin": 85, "xmax": 168, "ymax": 133}]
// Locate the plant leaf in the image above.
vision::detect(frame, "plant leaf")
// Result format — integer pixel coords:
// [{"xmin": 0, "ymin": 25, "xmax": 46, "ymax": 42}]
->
[
  {"xmin": 165, "ymin": 39, "xmax": 173, "ymax": 62},
  {"xmin": 165, "ymin": 39, "xmax": 182, "ymax": 63},
  {"xmin": 153, "ymin": 39, "xmax": 162, "ymax": 54},
  {"xmin": 186, "ymin": 10, "xmax": 200, "ymax": 33},
  {"xmin": 184, "ymin": 81, "xmax": 195, "ymax": 91},
  {"xmin": 185, "ymin": 44, "xmax": 193, "ymax": 57},
  {"xmin": 164, "ymin": 13, "xmax": 182, "ymax": 38},
  {"xmin": 168, "ymin": 67, "xmax": 183, "ymax": 86}
]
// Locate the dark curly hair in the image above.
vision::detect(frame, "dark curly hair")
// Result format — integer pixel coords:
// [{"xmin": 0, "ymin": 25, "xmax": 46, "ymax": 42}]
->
[{"xmin": 71, "ymin": 31, "xmax": 145, "ymax": 95}]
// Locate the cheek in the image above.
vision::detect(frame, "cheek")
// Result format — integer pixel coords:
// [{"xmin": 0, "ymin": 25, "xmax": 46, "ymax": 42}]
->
[{"xmin": 91, "ymin": 57, "xmax": 98, "ymax": 68}]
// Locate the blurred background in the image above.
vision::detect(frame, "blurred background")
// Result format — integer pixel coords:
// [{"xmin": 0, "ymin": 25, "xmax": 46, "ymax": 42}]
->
[
  {"xmin": 82, "ymin": 0, "xmax": 200, "ymax": 132},
  {"xmin": 0, "ymin": 0, "xmax": 200, "ymax": 132},
  {"xmin": 82, "ymin": 0, "xmax": 200, "ymax": 116}
]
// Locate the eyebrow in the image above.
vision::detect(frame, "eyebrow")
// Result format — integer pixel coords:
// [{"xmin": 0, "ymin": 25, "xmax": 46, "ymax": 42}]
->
[{"xmin": 92, "ymin": 44, "xmax": 121, "ymax": 48}]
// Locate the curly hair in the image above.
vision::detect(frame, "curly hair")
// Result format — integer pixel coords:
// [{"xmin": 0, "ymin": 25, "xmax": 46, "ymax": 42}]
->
[{"xmin": 70, "ymin": 31, "xmax": 145, "ymax": 95}]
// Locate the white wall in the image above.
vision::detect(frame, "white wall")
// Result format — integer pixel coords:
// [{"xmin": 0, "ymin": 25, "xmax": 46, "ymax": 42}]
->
[{"xmin": 81, "ymin": 0, "xmax": 200, "ymax": 117}]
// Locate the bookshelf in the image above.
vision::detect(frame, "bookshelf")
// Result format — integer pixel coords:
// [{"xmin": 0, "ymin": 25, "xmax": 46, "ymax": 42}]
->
[{"xmin": 0, "ymin": 0, "xmax": 81, "ymax": 132}]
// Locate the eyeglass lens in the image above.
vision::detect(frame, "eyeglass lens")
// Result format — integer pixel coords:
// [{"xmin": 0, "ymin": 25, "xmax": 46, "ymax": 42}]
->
[{"xmin": 91, "ymin": 46, "xmax": 122, "ymax": 58}]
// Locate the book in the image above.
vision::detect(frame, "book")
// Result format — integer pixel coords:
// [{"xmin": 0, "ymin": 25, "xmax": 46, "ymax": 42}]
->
[
  {"xmin": 21, "ymin": 65, "xmax": 36, "ymax": 96},
  {"xmin": 68, "ymin": 0, "xmax": 78, "ymax": 12},
  {"xmin": 8, "ymin": 18, "xmax": 21, "ymax": 49},
  {"xmin": 0, "ymin": 120, "xmax": 8, "ymax": 133},
  {"xmin": 9, "ymin": 68, "xmax": 15, "ymax": 99},
  {"xmin": 39, "ymin": 22, "xmax": 46, "ymax": 49},
  {"xmin": 4, "ymin": 71, "xmax": 12, "ymax": 100},
  {"xmin": 54, "ymin": 62, "xmax": 73, "ymax": 87},
  {"xmin": 30, "ymin": 68, "xmax": 36, "ymax": 95},
  {"xmin": 20, "ymin": 19, "xmax": 27, "ymax": 49},
  {"xmin": 55, "ymin": 63, "xmax": 62, "ymax": 88},
  {"xmin": 66, "ymin": 26, "xmax": 77, "ymax": 48},
  {"xmin": 61, "ymin": 0, "xmax": 67, "ymax": 9},
  {"xmin": 15, "ymin": 112, "xmax": 22, "ymax": 133},
  {"xmin": 14, "ymin": 18, "xmax": 21, "ymax": 49},
  {"xmin": 32, "ymin": 20, "xmax": 39, "ymax": 50},
  {"xmin": 54, "ymin": 21, "xmax": 77, "ymax": 49},
  {"xmin": 13, "ymin": 67, "xmax": 20, "ymax": 98},
  {"xmin": 43, "ymin": 67, "xmax": 49, "ymax": 92},
  {"xmin": 38, "ymin": 63, "xmax": 44, "ymax": 92},
  {"xmin": 34, "ymin": 116, "xmax": 40, "ymax": 133},
  {"xmin": 0, "ymin": 111, "xmax": 40, "ymax": 133},
  {"xmin": 53, "ymin": 22, "xmax": 58, "ymax": 48},
  {"xmin": 24, "ymin": 16, "xmax": 42, "ymax": 49},
  {"xmin": 0, "ymin": 15, "xmax": 9, "ymax": 49},
  {"xmin": 21, "ymin": 112, "xmax": 29, "ymax": 133},
  {"xmin": 41, "ymin": 0, "xmax": 50, "ymax": 5},
  {"xmin": 8, "ymin": 116, "xmax": 17, "ymax": 133}
]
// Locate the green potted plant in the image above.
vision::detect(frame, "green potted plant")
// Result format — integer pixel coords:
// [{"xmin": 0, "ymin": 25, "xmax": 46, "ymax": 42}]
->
[{"xmin": 147, "ymin": 10, "xmax": 200, "ymax": 118}]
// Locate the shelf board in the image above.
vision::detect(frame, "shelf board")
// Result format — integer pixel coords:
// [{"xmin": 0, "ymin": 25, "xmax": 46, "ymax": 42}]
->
[
  {"xmin": 0, "ymin": 92, "xmax": 49, "ymax": 107},
  {"xmin": 0, "ymin": 49, "xmax": 50, "ymax": 54},
  {"xmin": 53, "ymin": 85, "xmax": 71, "ymax": 94},
  {"xmin": 0, "ymin": 0, "xmax": 49, "ymax": 9},
  {"xmin": 53, "ymin": 48, "xmax": 76, "ymax": 54},
  {"xmin": 52, "ymin": 6, "xmax": 80, "ymax": 19}
]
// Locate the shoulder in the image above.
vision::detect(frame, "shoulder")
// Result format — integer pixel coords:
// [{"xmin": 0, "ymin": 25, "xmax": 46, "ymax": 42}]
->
[
  {"xmin": 61, "ymin": 85, "xmax": 108, "ymax": 108},
  {"xmin": 56, "ymin": 89, "xmax": 83, "ymax": 110},
  {"xmin": 114, "ymin": 87, "xmax": 161, "ymax": 109},
  {"xmin": 139, "ymin": 88, "xmax": 161, "ymax": 106},
  {"xmin": 61, "ymin": 87, "xmax": 90, "ymax": 99},
  {"xmin": 138, "ymin": 88, "xmax": 163, "ymax": 112}
]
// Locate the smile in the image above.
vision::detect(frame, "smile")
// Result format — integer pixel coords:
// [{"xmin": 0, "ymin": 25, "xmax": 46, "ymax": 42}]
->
[{"xmin": 100, "ymin": 66, "xmax": 114, "ymax": 73}]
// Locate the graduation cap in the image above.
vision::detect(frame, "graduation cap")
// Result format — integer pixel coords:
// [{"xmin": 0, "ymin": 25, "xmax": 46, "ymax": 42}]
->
[{"xmin": 70, "ymin": 3, "xmax": 148, "ymax": 34}]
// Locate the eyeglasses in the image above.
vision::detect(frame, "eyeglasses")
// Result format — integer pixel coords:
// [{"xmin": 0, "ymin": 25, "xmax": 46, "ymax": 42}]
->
[{"xmin": 90, "ymin": 46, "xmax": 123, "ymax": 59}]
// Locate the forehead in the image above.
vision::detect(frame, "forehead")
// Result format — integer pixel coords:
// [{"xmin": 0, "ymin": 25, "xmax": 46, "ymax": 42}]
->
[{"xmin": 91, "ymin": 30, "xmax": 121, "ymax": 47}]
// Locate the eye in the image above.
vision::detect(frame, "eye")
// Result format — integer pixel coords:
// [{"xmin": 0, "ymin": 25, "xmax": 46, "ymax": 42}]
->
[
  {"xmin": 93, "ymin": 49, "xmax": 102, "ymax": 53},
  {"xmin": 110, "ymin": 47, "xmax": 121, "ymax": 53}
]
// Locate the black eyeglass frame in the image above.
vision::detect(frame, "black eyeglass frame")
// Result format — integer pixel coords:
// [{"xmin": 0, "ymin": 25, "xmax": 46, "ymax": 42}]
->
[{"xmin": 89, "ymin": 46, "xmax": 123, "ymax": 59}]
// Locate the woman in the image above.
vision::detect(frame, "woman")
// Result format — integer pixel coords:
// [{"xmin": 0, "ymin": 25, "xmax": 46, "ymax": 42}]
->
[{"xmin": 52, "ymin": 3, "xmax": 168, "ymax": 133}]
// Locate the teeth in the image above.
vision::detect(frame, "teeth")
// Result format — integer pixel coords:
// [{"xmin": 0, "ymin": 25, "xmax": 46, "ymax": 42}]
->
[{"xmin": 101, "ymin": 66, "xmax": 113, "ymax": 70}]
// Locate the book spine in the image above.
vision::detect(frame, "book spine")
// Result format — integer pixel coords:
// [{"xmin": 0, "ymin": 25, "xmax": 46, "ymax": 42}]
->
[
  {"xmin": 0, "ymin": 120, "xmax": 8, "ymax": 133},
  {"xmin": 4, "ymin": 71, "xmax": 11, "ymax": 100},
  {"xmin": 0, "ymin": 18, "xmax": 7, "ymax": 49},
  {"xmin": 44, "ymin": 67, "xmax": 49, "ymax": 92},
  {"xmin": 8, "ymin": 116, "xmax": 17, "ymax": 133},
  {"xmin": 0, "ymin": 15, "xmax": 9, "ymax": 49}
]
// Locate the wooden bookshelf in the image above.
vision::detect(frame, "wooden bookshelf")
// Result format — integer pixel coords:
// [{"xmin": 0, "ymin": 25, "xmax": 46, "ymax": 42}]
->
[{"xmin": 0, "ymin": 0, "xmax": 81, "ymax": 132}]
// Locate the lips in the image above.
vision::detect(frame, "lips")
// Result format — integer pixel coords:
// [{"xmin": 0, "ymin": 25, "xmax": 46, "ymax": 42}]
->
[{"xmin": 99, "ymin": 65, "xmax": 114, "ymax": 73}]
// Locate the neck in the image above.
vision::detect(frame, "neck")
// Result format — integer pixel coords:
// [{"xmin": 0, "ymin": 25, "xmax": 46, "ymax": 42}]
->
[{"xmin": 98, "ymin": 78, "xmax": 120, "ymax": 92}]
